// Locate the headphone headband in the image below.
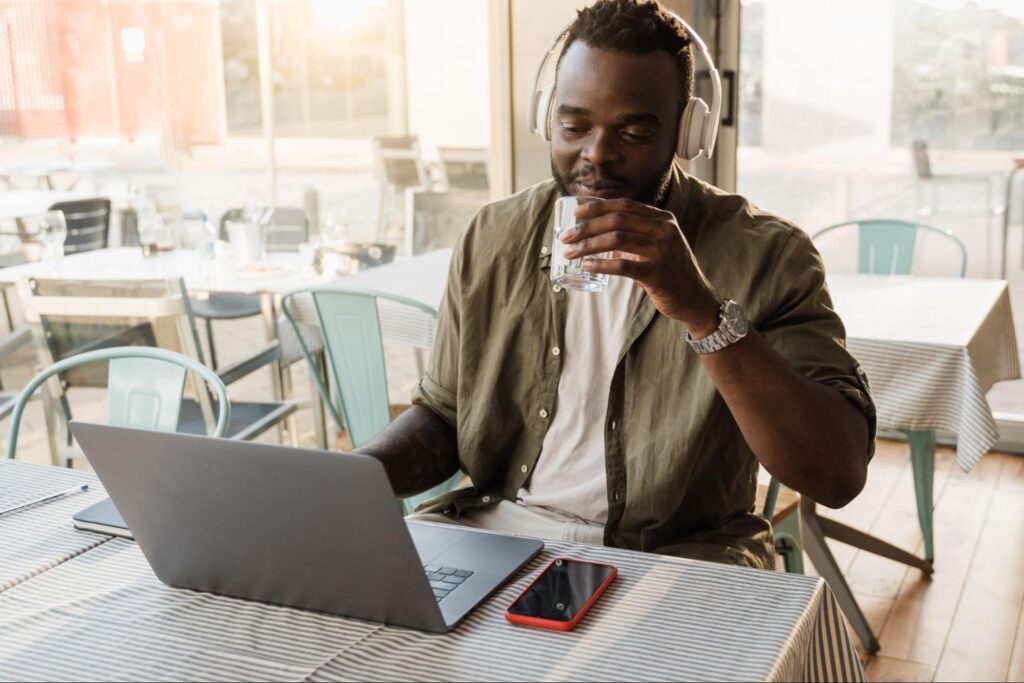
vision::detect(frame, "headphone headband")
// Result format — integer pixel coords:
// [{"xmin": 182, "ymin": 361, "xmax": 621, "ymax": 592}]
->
[{"xmin": 527, "ymin": 4, "xmax": 721, "ymax": 160}]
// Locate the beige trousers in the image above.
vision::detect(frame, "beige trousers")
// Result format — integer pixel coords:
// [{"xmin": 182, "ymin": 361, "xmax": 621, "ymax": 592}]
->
[{"xmin": 410, "ymin": 500, "xmax": 605, "ymax": 546}]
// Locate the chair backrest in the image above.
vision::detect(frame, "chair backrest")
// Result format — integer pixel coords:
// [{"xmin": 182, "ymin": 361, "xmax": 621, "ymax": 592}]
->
[
  {"xmin": 812, "ymin": 219, "xmax": 967, "ymax": 277},
  {"xmin": 373, "ymin": 135, "xmax": 429, "ymax": 191},
  {"xmin": 266, "ymin": 207, "xmax": 310, "ymax": 252},
  {"xmin": 218, "ymin": 207, "xmax": 310, "ymax": 252},
  {"xmin": 48, "ymin": 198, "xmax": 111, "ymax": 255},
  {"xmin": 437, "ymin": 147, "xmax": 490, "ymax": 191},
  {"xmin": 281, "ymin": 286, "xmax": 459, "ymax": 514},
  {"xmin": 15, "ymin": 276, "xmax": 218, "ymax": 457},
  {"xmin": 6, "ymin": 346, "xmax": 229, "ymax": 460},
  {"xmin": 762, "ymin": 478, "xmax": 781, "ymax": 519},
  {"xmin": 286, "ymin": 287, "xmax": 437, "ymax": 446},
  {"xmin": 404, "ymin": 188, "xmax": 489, "ymax": 255},
  {"xmin": 911, "ymin": 139, "xmax": 933, "ymax": 179}
]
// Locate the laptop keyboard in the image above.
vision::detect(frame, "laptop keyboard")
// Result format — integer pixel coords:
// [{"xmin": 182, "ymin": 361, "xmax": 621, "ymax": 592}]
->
[{"xmin": 423, "ymin": 564, "xmax": 474, "ymax": 602}]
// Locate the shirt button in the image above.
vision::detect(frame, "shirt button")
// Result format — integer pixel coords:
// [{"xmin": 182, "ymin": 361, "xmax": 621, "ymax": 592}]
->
[
  {"xmin": 553, "ymin": 285, "xmax": 562, "ymax": 293},
  {"xmin": 539, "ymin": 409, "xmax": 549, "ymax": 419},
  {"xmin": 552, "ymin": 346, "xmax": 560, "ymax": 356},
  {"xmin": 613, "ymin": 491, "xmax": 621, "ymax": 502},
  {"xmin": 521, "ymin": 464, "xmax": 529, "ymax": 474},
  {"xmin": 541, "ymin": 246, "xmax": 549, "ymax": 255},
  {"xmin": 482, "ymin": 495, "xmax": 491, "ymax": 503},
  {"xmin": 611, "ymin": 420, "xmax": 617, "ymax": 431}
]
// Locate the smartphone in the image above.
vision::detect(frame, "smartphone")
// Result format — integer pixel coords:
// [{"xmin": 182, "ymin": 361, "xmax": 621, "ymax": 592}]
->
[{"xmin": 505, "ymin": 557, "xmax": 617, "ymax": 631}]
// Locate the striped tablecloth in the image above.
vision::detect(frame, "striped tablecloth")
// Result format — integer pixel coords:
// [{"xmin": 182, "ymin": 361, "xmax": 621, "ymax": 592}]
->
[
  {"xmin": 830, "ymin": 274, "xmax": 1021, "ymax": 471},
  {"xmin": 0, "ymin": 462, "xmax": 865, "ymax": 682},
  {"xmin": 0, "ymin": 461, "xmax": 109, "ymax": 592}
]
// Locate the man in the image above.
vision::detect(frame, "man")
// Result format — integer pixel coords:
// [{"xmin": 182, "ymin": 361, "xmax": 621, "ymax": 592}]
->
[{"xmin": 354, "ymin": 0, "xmax": 875, "ymax": 570}]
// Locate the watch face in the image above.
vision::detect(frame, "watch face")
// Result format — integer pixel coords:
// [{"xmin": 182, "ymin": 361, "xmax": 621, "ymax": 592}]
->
[{"xmin": 722, "ymin": 300, "xmax": 749, "ymax": 336}]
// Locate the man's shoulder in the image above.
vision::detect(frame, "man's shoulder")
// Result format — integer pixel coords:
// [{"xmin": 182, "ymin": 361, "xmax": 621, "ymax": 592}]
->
[{"xmin": 457, "ymin": 179, "xmax": 558, "ymax": 260}]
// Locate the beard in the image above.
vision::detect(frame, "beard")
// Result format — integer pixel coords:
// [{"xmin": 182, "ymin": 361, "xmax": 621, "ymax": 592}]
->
[{"xmin": 551, "ymin": 155, "xmax": 675, "ymax": 207}]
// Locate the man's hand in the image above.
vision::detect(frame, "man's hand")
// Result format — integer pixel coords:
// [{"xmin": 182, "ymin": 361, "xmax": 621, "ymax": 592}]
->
[{"xmin": 561, "ymin": 198, "xmax": 721, "ymax": 337}]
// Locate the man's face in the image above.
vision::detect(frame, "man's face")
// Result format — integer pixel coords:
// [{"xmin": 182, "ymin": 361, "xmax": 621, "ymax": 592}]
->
[{"xmin": 550, "ymin": 41, "xmax": 682, "ymax": 205}]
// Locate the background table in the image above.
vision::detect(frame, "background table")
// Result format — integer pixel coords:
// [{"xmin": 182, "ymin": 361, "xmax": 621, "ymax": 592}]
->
[
  {"xmin": 0, "ymin": 190, "xmax": 83, "ymax": 222},
  {"xmin": 0, "ymin": 461, "xmax": 864, "ymax": 682},
  {"xmin": 829, "ymin": 273, "xmax": 1020, "ymax": 471}
]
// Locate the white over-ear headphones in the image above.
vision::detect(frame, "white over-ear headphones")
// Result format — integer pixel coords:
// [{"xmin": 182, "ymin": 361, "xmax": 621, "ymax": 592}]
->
[{"xmin": 527, "ymin": 5, "xmax": 722, "ymax": 161}]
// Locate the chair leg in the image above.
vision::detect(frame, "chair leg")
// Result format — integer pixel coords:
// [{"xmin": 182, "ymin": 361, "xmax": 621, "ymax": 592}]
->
[
  {"xmin": 204, "ymin": 317, "xmax": 218, "ymax": 370},
  {"xmin": 800, "ymin": 498, "xmax": 881, "ymax": 655},
  {"xmin": 311, "ymin": 351, "xmax": 328, "ymax": 450},
  {"xmin": 774, "ymin": 512, "xmax": 804, "ymax": 574},
  {"xmin": 1, "ymin": 289, "xmax": 13, "ymax": 334},
  {"xmin": 906, "ymin": 429, "xmax": 936, "ymax": 563}
]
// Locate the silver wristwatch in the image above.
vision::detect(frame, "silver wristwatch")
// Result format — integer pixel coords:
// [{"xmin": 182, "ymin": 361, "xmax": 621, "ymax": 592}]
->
[{"xmin": 685, "ymin": 299, "xmax": 749, "ymax": 354}]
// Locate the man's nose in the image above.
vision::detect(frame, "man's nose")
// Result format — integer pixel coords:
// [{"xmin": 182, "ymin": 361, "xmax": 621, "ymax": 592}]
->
[{"xmin": 581, "ymin": 128, "xmax": 622, "ymax": 166}]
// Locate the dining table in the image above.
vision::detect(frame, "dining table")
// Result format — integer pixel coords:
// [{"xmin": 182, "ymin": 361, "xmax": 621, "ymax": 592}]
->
[{"xmin": 0, "ymin": 459, "xmax": 866, "ymax": 682}]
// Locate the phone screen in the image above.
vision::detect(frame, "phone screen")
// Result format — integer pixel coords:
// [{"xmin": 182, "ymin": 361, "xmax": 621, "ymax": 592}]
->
[{"xmin": 507, "ymin": 559, "xmax": 615, "ymax": 622}]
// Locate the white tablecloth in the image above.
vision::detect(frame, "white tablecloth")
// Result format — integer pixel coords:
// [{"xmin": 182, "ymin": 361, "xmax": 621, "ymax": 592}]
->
[
  {"xmin": 829, "ymin": 274, "xmax": 1020, "ymax": 470},
  {"xmin": 0, "ymin": 461, "xmax": 108, "ymax": 592},
  {"xmin": 0, "ymin": 461, "xmax": 865, "ymax": 682}
]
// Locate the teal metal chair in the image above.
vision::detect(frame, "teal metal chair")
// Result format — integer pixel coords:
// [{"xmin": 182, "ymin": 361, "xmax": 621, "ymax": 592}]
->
[
  {"xmin": 282, "ymin": 287, "xmax": 462, "ymax": 515},
  {"xmin": 813, "ymin": 218, "xmax": 967, "ymax": 278},
  {"xmin": 813, "ymin": 218, "xmax": 966, "ymax": 563},
  {"xmin": 6, "ymin": 346, "xmax": 230, "ymax": 460},
  {"xmin": 761, "ymin": 477, "xmax": 804, "ymax": 574}
]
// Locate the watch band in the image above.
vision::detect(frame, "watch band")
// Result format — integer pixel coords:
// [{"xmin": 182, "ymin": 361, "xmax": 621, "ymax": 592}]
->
[{"xmin": 685, "ymin": 299, "xmax": 748, "ymax": 354}]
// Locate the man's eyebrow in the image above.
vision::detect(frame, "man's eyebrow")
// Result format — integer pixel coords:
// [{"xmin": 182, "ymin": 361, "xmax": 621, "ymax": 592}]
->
[
  {"xmin": 617, "ymin": 113, "xmax": 661, "ymax": 125},
  {"xmin": 556, "ymin": 104, "xmax": 590, "ymax": 116},
  {"xmin": 555, "ymin": 106, "xmax": 661, "ymax": 126}
]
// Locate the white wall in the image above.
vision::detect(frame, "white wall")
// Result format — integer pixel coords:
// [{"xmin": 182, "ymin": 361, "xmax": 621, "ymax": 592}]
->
[{"xmin": 404, "ymin": 0, "xmax": 491, "ymax": 152}]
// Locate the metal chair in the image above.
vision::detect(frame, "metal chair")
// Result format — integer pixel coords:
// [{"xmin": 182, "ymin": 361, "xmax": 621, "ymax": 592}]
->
[
  {"xmin": 281, "ymin": 286, "xmax": 461, "ymax": 515},
  {"xmin": 373, "ymin": 135, "xmax": 431, "ymax": 245},
  {"xmin": 15, "ymin": 276, "xmax": 297, "ymax": 467},
  {"xmin": 403, "ymin": 188, "xmax": 489, "ymax": 256},
  {"xmin": 437, "ymin": 147, "xmax": 490, "ymax": 191},
  {"xmin": 814, "ymin": 217, "xmax": 965, "ymax": 563},
  {"xmin": 48, "ymin": 198, "xmax": 111, "ymax": 255},
  {"xmin": 6, "ymin": 346, "xmax": 231, "ymax": 460},
  {"xmin": 192, "ymin": 207, "xmax": 313, "ymax": 369},
  {"xmin": 0, "ymin": 326, "xmax": 32, "ymax": 420},
  {"xmin": 758, "ymin": 478, "xmax": 803, "ymax": 574},
  {"xmin": 813, "ymin": 218, "xmax": 967, "ymax": 277}
]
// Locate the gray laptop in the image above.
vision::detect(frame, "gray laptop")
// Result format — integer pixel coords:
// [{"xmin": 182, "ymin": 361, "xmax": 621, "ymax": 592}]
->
[{"xmin": 69, "ymin": 422, "xmax": 544, "ymax": 633}]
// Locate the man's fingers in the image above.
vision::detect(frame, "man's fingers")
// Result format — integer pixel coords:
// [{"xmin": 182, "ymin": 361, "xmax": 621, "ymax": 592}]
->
[
  {"xmin": 564, "ymin": 230, "xmax": 658, "ymax": 260},
  {"xmin": 561, "ymin": 211, "xmax": 664, "ymax": 243},
  {"xmin": 581, "ymin": 257, "xmax": 651, "ymax": 279},
  {"xmin": 574, "ymin": 197, "xmax": 668, "ymax": 220}
]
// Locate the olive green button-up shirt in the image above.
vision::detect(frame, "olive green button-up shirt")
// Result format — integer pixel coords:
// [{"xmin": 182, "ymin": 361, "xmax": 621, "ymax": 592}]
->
[{"xmin": 412, "ymin": 165, "xmax": 876, "ymax": 570}]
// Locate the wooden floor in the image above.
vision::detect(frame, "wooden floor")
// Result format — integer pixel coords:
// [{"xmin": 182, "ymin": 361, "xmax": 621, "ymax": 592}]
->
[{"xmin": 4, "ymin": 315, "xmax": 1024, "ymax": 682}]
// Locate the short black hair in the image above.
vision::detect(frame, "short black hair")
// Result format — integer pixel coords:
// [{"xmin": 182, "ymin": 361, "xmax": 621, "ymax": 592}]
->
[{"xmin": 558, "ymin": 0, "xmax": 694, "ymax": 106}]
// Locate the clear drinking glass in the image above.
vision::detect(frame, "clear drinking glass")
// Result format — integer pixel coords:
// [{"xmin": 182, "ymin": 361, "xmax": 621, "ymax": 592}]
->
[
  {"xmin": 319, "ymin": 209, "xmax": 348, "ymax": 248},
  {"xmin": 550, "ymin": 196, "xmax": 608, "ymax": 292},
  {"xmin": 35, "ymin": 211, "xmax": 68, "ymax": 271}
]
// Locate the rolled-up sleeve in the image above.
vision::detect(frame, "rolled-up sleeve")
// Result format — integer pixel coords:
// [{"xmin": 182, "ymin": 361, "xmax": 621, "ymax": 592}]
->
[
  {"xmin": 411, "ymin": 244, "xmax": 463, "ymax": 429},
  {"xmin": 756, "ymin": 228, "xmax": 877, "ymax": 456}
]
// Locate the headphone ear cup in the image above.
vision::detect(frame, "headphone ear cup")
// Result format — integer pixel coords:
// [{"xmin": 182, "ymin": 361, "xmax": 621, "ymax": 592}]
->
[
  {"xmin": 677, "ymin": 98, "xmax": 709, "ymax": 160},
  {"xmin": 535, "ymin": 82, "xmax": 556, "ymax": 142}
]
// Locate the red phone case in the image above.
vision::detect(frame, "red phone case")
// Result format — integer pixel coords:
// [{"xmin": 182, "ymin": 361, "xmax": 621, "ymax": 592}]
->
[{"xmin": 504, "ymin": 557, "xmax": 617, "ymax": 631}]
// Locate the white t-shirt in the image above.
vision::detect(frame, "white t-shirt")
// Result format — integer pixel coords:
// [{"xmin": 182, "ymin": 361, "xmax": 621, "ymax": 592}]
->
[{"xmin": 516, "ymin": 274, "xmax": 642, "ymax": 525}]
